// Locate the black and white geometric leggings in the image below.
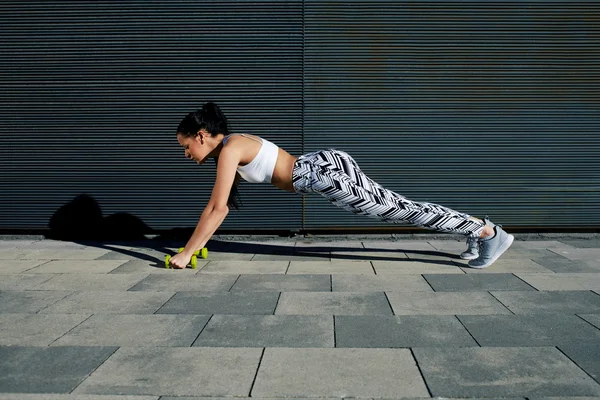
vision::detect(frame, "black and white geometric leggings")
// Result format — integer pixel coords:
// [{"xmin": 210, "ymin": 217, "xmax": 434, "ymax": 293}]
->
[{"xmin": 292, "ymin": 149, "xmax": 484, "ymax": 237}]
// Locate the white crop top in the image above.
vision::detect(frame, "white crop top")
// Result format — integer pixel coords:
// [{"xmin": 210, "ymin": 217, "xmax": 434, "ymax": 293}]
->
[{"xmin": 222, "ymin": 134, "xmax": 279, "ymax": 183}]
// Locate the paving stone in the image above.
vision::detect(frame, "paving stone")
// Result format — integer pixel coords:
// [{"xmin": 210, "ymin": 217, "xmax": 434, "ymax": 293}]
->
[
  {"xmin": 193, "ymin": 315, "xmax": 333, "ymax": 347},
  {"xmin": 373, "ymin": 260, "xmax": 465, "ymax": 274},
  {"xmin": 157, "ymin": 292, "xmax": 280, "ymax": 315},
  {"xmin": 559, "ymin": 239, "xmax": 600, "ymax": 248},
  {"xmin": 287, "ymin": 261, "xmax": 373, "ymax": 274},
  {"xmin": 34, "ymin": 274, "xmax": 149, "ymax": 291},
  {"xmin": 332, "ymin": 274, "xmax": 432, "ymax": 292},
  {"xmin": 330, "ymin": 250, "xmax": 409, "ymax": 262},
  {"xmin": 0, "ymin": 260, "xmax": 49, "ymax": 274},
  {"xmin": 549, "ymin": 248, "xmax": 600, "ymax": 261},
  {"xmin": 0, "ymin": 395, "xmax": 159, "ymax": 400},
  {"xmin": 0, "ymin": 291, "xmax": 71, "ymax": 313},
  {"xmin": 516, "ymin": 273, "xmax": 600, "ymax": 291},
  {"xmin": 73, "ymin": 347, "xmax": 262, "ymax": 397},
  {"xmin": 0, "ymin": 274, "xmax": 54, "ymax": 290},
  {"xmin": 251, "ymin": 253, "xmax": 330, "ymax": 261},
  {"xmin": 0, "ymin": 313, "xmax": 90, "ymax": 346},
  {"xmin": 199, "ymin": 260, "xmax": 288, "ymax": 274},
  {"xmin": 456, "ymin": 259, "xmax": 554, "ymax": 274},
  {"xmin": 19, "ymin": 249, "xmax": 112, "ymax": 260},
  {"xmin": 53, "ymin": 314, "xmax": 210, "ymax": 347},
  {"xmin": 109, "ymin": 259, "xmax": 207, "ymax": 274},
  {"xmin": 511, "ymin": 240, "xmax": 575, "ymax": 250},
  {"xmin": 413, "ymin": 346, "xmax": 600, "ymax": 397},
  {"xmin": 230, "ymin": 274, "xmax": 331, "ymax": 292},
  {"xmin": 0, "ymin": 248, "xmax": 31, "ymax": 259},
  {"xmin": 580, "ymin": 314, "xmax": 600, "ymax": 329},
  {"xmin": 427, "ymin": 239, "xmax": 470, "ymax": 253},
  {"xmin": 41, "ymin": 291, "xmax": 174, "ymax": 314},
  {"xmin": 362, "ymin": 240, "xmax": 437, "ymax": 251},
  {"xmin": 423, "ymin": 273, "xmax": 536, "ymax": 292},
  {"xmin": 490, "ymin": 291, "xmax": 600, "ymax": 314},
  {"xmin": 276, "ymin": 292, "xmax": 392, "ymax": 315},
  {"xmin": 26, "ymin": 260, "xmax": 128, "ymax": 274},
  {"xmin": 335, "ymin": 315, "xmax": 477, "ymax": 348},
  {"xmin": 531, "ymin": 256, "xmax": 600, "ymax": 273},
  {"xmin": 200, "ymin": 251, "xmax": 255, "ymax": 261},
  {"xmin": 252, "ymin": 347, "xmax": 428, "ymax": 398},
  {"xmin": 295, "ymin": 240, "xmax": 365, "ymax": 249},
  {"xmin": 0, "ymin": 346, "xmax": 117, "ymax": 393},
  {"xmin": 458, "ymin": 314, "xmax": 600, "ymax": 346},
  {"xmin": 558, "ymin": 343, "xmax": 600, "ymax": 382},
  {"xmin": 386, "ymin": 291, "xmax": 512, "ymax": 315},
  {"xmin": 128, "ymin": 274, "xmax": 238, "ymax": 292},
  {"xmin": 0, "ymin": 240, "xmax": 37, "ymax": 249}
]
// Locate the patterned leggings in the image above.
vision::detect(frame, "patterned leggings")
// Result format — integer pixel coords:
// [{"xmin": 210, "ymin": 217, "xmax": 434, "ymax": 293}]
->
[{"xmin": 292, "ymin": 149, "xmax": 484, "ymax": 237}]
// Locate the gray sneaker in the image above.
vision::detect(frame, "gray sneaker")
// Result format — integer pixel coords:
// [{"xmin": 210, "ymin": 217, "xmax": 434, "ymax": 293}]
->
[
  {"xmin": 460, "ymin": 236, "xmax": 479, "ymax": 260},
  {"xmin": 468, "ymin": 219, "xmax": 514, "ymax": 269}
]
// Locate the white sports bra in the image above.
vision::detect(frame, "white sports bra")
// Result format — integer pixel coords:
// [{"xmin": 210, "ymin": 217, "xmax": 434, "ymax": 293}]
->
[{"xmin": 222, "ymin": 134, "xmax": 279, "ymax": 183}]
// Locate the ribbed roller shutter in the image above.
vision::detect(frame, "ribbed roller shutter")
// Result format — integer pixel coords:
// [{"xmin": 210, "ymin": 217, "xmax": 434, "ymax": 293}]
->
[
  {"xmin": 303, "ymin": 1, "xmax": 600, "ymax": 230},
  {"xmin": 1, "ymin": 1, "xmax": 303, "ymax": 234}
]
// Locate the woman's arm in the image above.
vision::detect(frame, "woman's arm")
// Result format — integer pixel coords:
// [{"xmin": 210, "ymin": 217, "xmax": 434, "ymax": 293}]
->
[{"xmin": 168, "ymin": 145, "xmax": 242, "ymax": 269}]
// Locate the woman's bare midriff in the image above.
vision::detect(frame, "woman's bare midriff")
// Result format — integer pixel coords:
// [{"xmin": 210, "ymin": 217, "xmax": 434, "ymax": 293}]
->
[{"xmin": 271, "ymin": 148, "xmax": 297, "ymax": 192}]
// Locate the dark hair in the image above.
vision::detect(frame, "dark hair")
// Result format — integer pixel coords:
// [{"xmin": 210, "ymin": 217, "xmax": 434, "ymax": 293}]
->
[{"xmin": 177, "ymin": 102, "xmax": 241, "ymax": 210}]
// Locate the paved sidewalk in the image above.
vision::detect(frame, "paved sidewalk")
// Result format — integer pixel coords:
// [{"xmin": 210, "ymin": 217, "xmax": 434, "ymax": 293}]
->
[{"xmin": 0, "ymin": 235, "xmax": 599, "ymax": 399}]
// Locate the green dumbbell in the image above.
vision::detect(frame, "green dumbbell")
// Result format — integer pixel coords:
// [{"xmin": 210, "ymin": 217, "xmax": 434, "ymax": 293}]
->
[{"xmin": 165, "ymin": 247, "xmax": 209, "ymax": 269}]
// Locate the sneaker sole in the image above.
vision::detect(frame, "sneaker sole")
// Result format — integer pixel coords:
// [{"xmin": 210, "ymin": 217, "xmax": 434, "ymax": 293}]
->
[
  {"xmin": 460, "ymin": 254, "xmax": 479, "ymax": 260},
  {"xmin": 469, "ymin": 234, "xmax": 514, "ymax": 269}
]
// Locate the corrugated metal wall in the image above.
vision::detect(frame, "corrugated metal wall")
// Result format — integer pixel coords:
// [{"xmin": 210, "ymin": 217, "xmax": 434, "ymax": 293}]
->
[
  {"xmin": 2, "ymin": 1, "xmax": 599, "ymax": 234},
  {"xmin": 0, "ymin": 1, "xmax": 304, "ymax": 234},
  {"xmin": 304, "ymin": 0, "xmax": 600, "ymax": 230}
]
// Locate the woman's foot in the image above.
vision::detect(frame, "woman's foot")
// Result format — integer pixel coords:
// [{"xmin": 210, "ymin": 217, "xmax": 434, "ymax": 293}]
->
[
  {"xmin": 468, "ymin": 218, "xmax": 514, "ymax": 268},
  {"xmin": 460, "ymin": 236, "xmax": 480, "ymax": 260}
]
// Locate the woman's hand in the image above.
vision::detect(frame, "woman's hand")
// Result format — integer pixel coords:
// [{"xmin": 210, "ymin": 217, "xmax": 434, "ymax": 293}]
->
[{"xmin": 167, "ymin": 251, "xmax": 191, "ymax": 269}]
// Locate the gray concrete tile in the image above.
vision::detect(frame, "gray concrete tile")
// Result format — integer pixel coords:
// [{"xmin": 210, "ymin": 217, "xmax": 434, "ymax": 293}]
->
[
  {"xmin": 330, "ymin": 250, "xmax": 409, "ymax": 262},
  {"xmin": 0, "ymin": 346, "xmax": 117, "ymax": 393},
  {"xmin": 128, "ymin": 274, "xmax": 237, "ymax": 292},
  {"xmin": 193, "ymin": 315, "xmax": 334, "ymax": 347},
  {"xmin": 580, "ymin": 314, "xmax": 600, "ymax": 329},
  {"xmin": 0, "ymin": 259, "xmax": 49, "ymax": 274},
  {"xmin": 34, "ymin": 274, "xmax": 149, "ymax": 291},
  {"xmin": 516, "ymin": 273, "xmax": 600, "ymax": 291},
  {"xmin": 252, "ymin": 348, "xmax": 429, "ymax": 398},
  {"xmin": 109, "ymin": 259, "xmax": 208, "ymax": 274},
  {"xmin": 276, "ymin": 292, "xmax": 392, "ymax": 315},
  {"xmin": 549, "ymin": 248, "xmax": 600, "ymax": 261},
  {"xmin": 53, "ymin": 314, "xmax": 210, "ymax": 347},
  {"xmin": 0, "ymin": 290, "xmax": 71, "ymax": 313},
  {"xmin": 0, "ymin": 274, "xmax": 53, "ymax": 290},
  {"xmin": 373, "ymin": 260, "xmax": 465, "ymax": 274},
  {"xmin": 0, "ymin": 248, "xmax": 36, "ymax": 259},
  {"xmin": 362, "ymin": 240, "xmax": 437, "ymax": 251},
  {"xmin": 0, "ymin": 395, "xmax": 159, "ymax": 400},
  {"xmin": 559, "ymin": 239, "xmax": 600, "ymax": 248},
  {"xmin": 199, "ymin": 260, "xmax": 288, "ymax": 274},
  {"xmin": 335, "ymin": 315, "xmax": 477, "ymax": 348},
  {"xmin": 230, "ymin": 274, "xmax": 331, "ymax": 292},
  {"xmin": 0, "ymin": 240, "xmax": 37, "ymax": 249},
  {"xmin": 427, "ymin": 239, "xmax": 470, "ymax": 253},
  {"xmin": 95, "ymin": 247, "xmax": 169, "ymax": 262},
  {"xmin": 287, "ymin": 260, "xmax": 373, "ymax": 274},
  {"xmin": 19, "ymin": 248, "xmax": 111, "ymax": 260},
  {"xmin": 40, "ymin": 291, "xmax": 174, "ymax": 314},
  {"xmin": 157, "ymin": 292, "xmax": 280, "ymax": 315},
  {"xmin": 386, "ymin": 291, "xmax": 512, "ymax": 315},
  {"xmin": 456, "ymin": 259, "xmax": 555, "ymax": 274},
  {"xmin": 458, "ymin": 314, "xmax": 600, "ymax": 346},
  {"xmin": 27, "ymin": 260, "xmax": 128, "ymax": 274},
  {"xmin": 531, "ymin": 256, "xmax": 600, "ymax": 273},
  {"xmin": 73, "ymin": 347, "xmax": 262, "ymax": 397},
  {"xmin": 491, "ymin": 291, "xmax": 600, "ymax": 314},
  {"xmin": 251, "ymin": 253, "xmax": 330, "ymax": 261},
  {"xmin": 295, "ymin": 240, "xmax": 365, "ymax": 248},
  {"xmin": 413, "ymin": 346, "xmax": 600, "ymax": 398},
  {"xmin": 558, "ymin": 343, "xmax": 600, "ymax": 382},
  {"xmin": 332, "ymin": 274, "xmax": 432, "ymax": 292},
  {"xmin": 0, "ymin": 313, "xmax": 90, "ymax": 346},
  {"xmin": 423, "ymin": 273, "xmax": 536, "ymax": 292},
  {"xmin": 511, "ymin": 240, "xmax": 575, "ymax": 250}
]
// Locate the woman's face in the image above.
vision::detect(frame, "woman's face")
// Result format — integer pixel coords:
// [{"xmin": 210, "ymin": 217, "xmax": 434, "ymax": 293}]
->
[{"xmin": 177, "ymin": 132, "xmax": 208, "ymax": 165}]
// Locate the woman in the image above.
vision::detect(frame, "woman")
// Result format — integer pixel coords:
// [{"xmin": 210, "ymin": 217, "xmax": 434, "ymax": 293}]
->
[{"xmin": 167, "ymin": 102, "xmax": 513, "ymax": 269}]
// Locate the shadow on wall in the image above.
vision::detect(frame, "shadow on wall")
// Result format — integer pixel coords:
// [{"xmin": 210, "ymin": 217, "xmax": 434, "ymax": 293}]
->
[{"xmin": 47, "ymin": 194, "xmax": 153, "ymax": 241}]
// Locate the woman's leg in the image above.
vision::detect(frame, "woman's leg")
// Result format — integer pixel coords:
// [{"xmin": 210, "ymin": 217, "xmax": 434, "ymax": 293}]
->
[{"xmin": 303, "ymin": 150, "xmax": 485, "ymax": 237}]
